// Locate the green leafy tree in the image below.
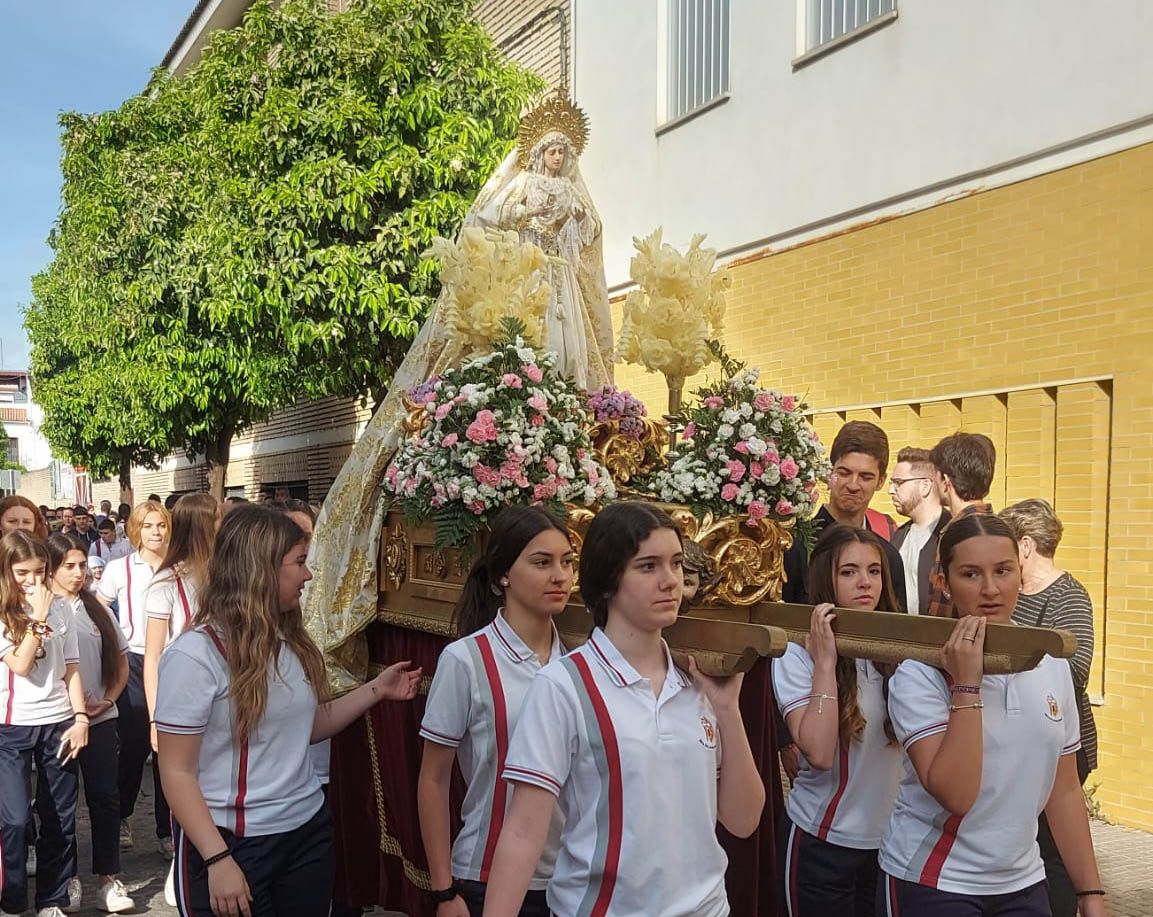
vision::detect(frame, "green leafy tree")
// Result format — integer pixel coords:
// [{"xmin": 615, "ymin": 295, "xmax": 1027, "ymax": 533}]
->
[
  {"xmin": 0, "ymin": 420, "xmax": 23, "ymax": 473},
  {"xmin": 28, "ymin": 0, "xmax": 541, "ymax": 496}
]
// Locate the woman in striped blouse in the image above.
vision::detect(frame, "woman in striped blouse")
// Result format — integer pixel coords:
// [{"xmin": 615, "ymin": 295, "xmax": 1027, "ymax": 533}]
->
[{"xmin": 1001, "ymin": 499, "xmax": 1098, "ymax": 917}]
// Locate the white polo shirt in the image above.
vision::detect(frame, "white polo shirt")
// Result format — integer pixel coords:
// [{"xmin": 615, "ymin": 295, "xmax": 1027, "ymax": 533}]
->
[
  {"xmin": 420, "ymin": 612, "xmax": 564, "ymax": 890},
  {"xmin": 98, "ymin": 552, "xmax": 156, "ymax": 655},
  {"xmin": 0, "ymin": 599, "xmax": 79, "ymax": 726},
  {"xmin": 89, "ymin": 537, "xmax": 131, "ymax": 563},
  {"xmin": 503, "ymin": 628, "xmax": 730, "ymax": 917},
  {"xmin": 69, "ymin": 596, "xmax": 130, "ymax": 726},
  {"xmin": 154, "ymin": 627, "xmax": 324, "ymax": 837},
  {"xmin": 773, "ymin": 644, "xmax": 902, "ymax": 848},
  {"xmin": 145, "ymin": 572, "xmax": 198, "ymax": 645},
  {"xmin": 879, "ymin": 655, "xmax": 1081, "ymax": 895}
]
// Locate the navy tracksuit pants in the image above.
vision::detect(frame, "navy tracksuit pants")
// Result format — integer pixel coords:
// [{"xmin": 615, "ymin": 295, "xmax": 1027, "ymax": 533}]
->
[{"xmin": 0, "ymin": 719, "xmax": 79, "ymax": 913}]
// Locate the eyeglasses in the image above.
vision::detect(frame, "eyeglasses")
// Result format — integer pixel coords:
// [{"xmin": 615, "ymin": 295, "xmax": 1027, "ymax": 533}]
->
[{"xmin": 889, "ymin": 477, "xmax": 930, "ymax": 489}]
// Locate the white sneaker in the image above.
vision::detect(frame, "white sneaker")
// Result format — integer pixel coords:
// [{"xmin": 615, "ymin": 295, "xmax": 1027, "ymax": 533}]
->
[
  {"xmin": 96, "ymin": 879, "xmax": 135, "ymax": 914},
  {"xmin": 26, "ymin": 844, "xmax": 37, "ymax": 876},
  {"xmin": 37, "ymin": 908, "xmax": 69, "ymax": 917},
  {"xmin": 64, "ymin": 876, "xmax": 82, "ymax": 913},
  {"xmin": 164, "ymin": 862, "xmax": 177, "ymax": 907},
  {"xmin": 118, "ymin": 819, "xmax": 133, "ymax": 849}
]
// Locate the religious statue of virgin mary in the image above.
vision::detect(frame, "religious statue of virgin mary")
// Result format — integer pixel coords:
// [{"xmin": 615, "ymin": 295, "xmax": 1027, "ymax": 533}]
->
[{"xmin": 303, "ymin": 95, "xmax": 613, "ymax": 688}]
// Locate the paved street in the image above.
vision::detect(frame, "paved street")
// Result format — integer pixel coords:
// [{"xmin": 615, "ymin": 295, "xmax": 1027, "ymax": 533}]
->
[{"xmin": 37, "ymin": 761, "xmax": 1153, "ymax": 915}]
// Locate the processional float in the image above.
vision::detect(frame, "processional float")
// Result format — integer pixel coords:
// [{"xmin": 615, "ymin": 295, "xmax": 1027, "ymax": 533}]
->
[{"xmin": 305, "ymin": 92, "xmax": 1075, "ymax": 917}]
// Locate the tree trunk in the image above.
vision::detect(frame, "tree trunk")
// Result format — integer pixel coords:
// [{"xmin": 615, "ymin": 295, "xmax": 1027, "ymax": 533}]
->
[
  {"xmin": 203, "ymin": 427, "xmax": 234, "ymax": 501},
  {"xmin": 118, "ymin": 451, "xmax": 134, "ymax": 507}
]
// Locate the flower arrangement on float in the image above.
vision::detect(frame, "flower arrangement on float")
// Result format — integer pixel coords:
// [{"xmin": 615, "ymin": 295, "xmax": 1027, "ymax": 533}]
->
[
  {"xmin": 423, "ymin": 227, "xmax": 551, "ymax": 350},
  {"xmin": 649, "ymin": 344, "xmax": 829, "ymax": 535},
  {"xmin": 616, "ymin": 227, "xmax": 731, "ymax": 390},
  {"xmin": 384, "ymin": 321, "xmax": 616, "ymax": 548},
  {"xmin": 585, "ymin": 385, "xmax": 648, "ymax": 438}
]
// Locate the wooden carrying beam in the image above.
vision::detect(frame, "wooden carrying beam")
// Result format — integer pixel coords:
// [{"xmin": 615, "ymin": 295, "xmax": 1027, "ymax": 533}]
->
[
  {"xmin": 683, "ymin": 602, "xmax": 1076, "ymax": 675},
  {"xmin": 553, "ymin": 604, "xmax": 789, "ymax": 676}
]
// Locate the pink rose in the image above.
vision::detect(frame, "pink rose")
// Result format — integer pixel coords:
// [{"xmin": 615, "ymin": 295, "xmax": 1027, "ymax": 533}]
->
[
  {"xmin": 703, "ymin": 396, "xmax": 725, "ymax": 409},
  {"xmin": 441, "ymin": 432, "xmax": 458, "ymax": 447},
  {"xmin": 465, "ymin": 410, "xmax": 499, "ymax": 444},
  {"xmin": 750, "ymin": 461, "xmax": 764, "ymax": 479},
  {"xmin": 775, "ymin": 498, "xmax": 795, "ymax": 516},
  {"xmin": 781, "ymin": 395, "xmax": 797, "ymax": 412},
  {"xmin": 468, "ymin": 500, "xmax": 486, "ymax": 515},
  {"xmin": 780, "ymin": 458, "xmax": 799, "ymax": 481},
  {"xmin": 501, "ymin": 373, "xmax": 523, "ymax": 389},
  {"xmin": 721, "ymin": 483, "xmax": 739, "ymax": 502},
  {"xmin": 533, "ymin": 480, "xmax": 558, "ymax": 501},
  {"xmin": 528, "ymin": 394, "xmax": 548, "ymax": 413},
  {"xmin": 726, "ymin": 460, "xmax": 746, "ymax": 483},
  {"xmin": 681, "ymin": 422, "xmax": 697, "ymax": 440},
  {"xmin": 530, "ymin": 414, "xmax": 544, "ymax": 426},
  {"xmin": 544, "ymin": 457, "xmax": 558, "ymax": 473},
  {"xmin": 766, "ymin": 451, "xmax": 780, "ymax": 465},
  {"xmin": 754, "ymin": 392, "xmax": 774, "ymax": 411},
  {"xmin": 733, "ymin": 440, "xmax": 749, "ymax": 454},
  {"xmin": 523, "ymin": 364, "xmax": 544, "ymax": 383},
  {"xmin": 435, "ymin": 403, "xmax": 453, "ymax": 421},
  {"xmin": 747, "ymin": 500, "xmax": 767, "ymax": 521}
]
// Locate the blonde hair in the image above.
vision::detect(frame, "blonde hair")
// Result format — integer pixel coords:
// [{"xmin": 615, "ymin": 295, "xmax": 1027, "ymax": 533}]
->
[
  {"xmin": 999, "ymin": 499, "xmax": 1064, "ymax": 558},
  {"xmin": 125, "ymin": 500, "xmax": 171, "ymax": 551},
  {"xmin": 194, "ymin": 504, "xmax": 327, "ymax": 739}
]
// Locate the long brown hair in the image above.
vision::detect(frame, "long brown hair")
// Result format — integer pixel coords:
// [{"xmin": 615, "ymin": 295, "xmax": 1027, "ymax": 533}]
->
[
  {"xmin": 155, "ymin": 493, "xmax": 218, "ymax": 591},
  {"xmin": 806, "ymin": 524, "xmax": 898, "ymax": 745},
  {"xmin": 453, "ymin": 505, "xmax": 570, "ymax": 637},
  {"xmin": 0, "ymin": 531, "xmax": 50, "ymax": 647},
  {"xmin": 194, "ymin": 504, "xmax": 328, "ymax": 739},
  {"xmin": 0, "ymin": 496, "xmax": 50, "ymax": 541},
  {"xmin": 47, "ymin": 535, "xmax": 120, "ymax": 691}
]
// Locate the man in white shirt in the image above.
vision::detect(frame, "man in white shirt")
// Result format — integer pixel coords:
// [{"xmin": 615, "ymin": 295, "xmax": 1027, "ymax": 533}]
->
[
  {"xmin": 90, "ymin": 519, "xmax": 132, "ymax": 563},
  {"xmin": 889, "ymin": 448, "xmax": 950, "ymax": 615}
]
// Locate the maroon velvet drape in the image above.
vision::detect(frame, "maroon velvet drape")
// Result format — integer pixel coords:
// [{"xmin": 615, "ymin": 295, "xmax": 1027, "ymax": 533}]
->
[
  {"xmin": 329, "ymin": 623, "xmax": 462, "ymax": 917},
  {"xmin": 329, "ymin": 623, "xmax": 785, "ymax": 917},
  {"xmin": 720, "ymin": 656, "xmax": 787, "ymax": 917}
]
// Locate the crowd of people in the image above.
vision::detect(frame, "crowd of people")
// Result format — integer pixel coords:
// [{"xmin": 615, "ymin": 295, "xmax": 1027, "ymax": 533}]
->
[{"xmin": 0, "ymin": 422, "xmax": 1107, "ymax": 917}]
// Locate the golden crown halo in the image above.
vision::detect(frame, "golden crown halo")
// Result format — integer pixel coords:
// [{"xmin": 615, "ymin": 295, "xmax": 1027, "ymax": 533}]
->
[{"xmin": 516, "ymin": 93, "xmax": 590, "ymax": 169}]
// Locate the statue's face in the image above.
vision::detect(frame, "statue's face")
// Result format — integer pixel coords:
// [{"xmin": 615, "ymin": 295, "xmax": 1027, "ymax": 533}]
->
[{"xmin": 543, "ymin": 143, "xmax": 566, "ymax": 175}]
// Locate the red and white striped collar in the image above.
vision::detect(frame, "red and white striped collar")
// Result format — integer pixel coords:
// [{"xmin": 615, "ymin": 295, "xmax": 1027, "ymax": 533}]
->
[
  {"xmin": 489, "ymin": 610, "xmax": 562, "ymax": 665},
  {"xmin": 585, "ymin": 627, "xmax": 690, "ymax": 691}
]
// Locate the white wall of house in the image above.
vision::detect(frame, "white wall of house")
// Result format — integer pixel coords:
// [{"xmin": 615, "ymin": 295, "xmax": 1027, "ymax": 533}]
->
[{"xmin": 573, "ymin": 0, "xmax": 1153, "ymax": 285}]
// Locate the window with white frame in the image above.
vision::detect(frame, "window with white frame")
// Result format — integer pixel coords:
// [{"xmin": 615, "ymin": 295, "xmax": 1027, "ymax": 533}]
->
[
  {"xmin": 666, "ymin": 0, "xmax": 730, "ymax": 124},
  {"xmin": 804, "ymin": 0, "xmax": 895, "ymax": 52}
]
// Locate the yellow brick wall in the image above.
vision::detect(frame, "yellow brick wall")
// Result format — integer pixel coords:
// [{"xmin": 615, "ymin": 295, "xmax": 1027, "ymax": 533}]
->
[{"xmin": 615, "ymin": 142, "xmax": 1153, "ymax": 829}]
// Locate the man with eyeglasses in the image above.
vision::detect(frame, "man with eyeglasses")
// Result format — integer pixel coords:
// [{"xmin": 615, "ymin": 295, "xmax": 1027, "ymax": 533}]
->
[{"xmin": 889, "ymin": 447, "xmax": 950, "ymax": 614}]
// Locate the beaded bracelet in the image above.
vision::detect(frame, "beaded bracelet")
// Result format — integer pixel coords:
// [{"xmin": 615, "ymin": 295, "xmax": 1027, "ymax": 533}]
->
[
  {"xmin": 809, "ymin": 693, "xmax": 837, "ymax": 714},
  {"xmin": 949, "ymin": 701, "xmax": 985, "ymax": 712},
  {"xmin": 949, "ymin": 684, "xmax": 981, "ymax": 695},
  {"xmin": 203, "ymin": 849, "xmax": 232, "ymax": 868},
  {"xmin": 30, "ymin": 621, "xmax": 53, "ymax": 640}
]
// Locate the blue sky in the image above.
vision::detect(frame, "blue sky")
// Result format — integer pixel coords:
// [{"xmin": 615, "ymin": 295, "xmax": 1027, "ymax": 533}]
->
[{"xmin": 0, "ymin": 2, "xmax": 192, "ymax": 371}]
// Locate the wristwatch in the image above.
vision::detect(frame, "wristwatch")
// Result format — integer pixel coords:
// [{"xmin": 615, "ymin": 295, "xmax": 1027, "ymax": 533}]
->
[{"xmin": 430, "ymin": 883, "xmax": 461, "ymax": 904}]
